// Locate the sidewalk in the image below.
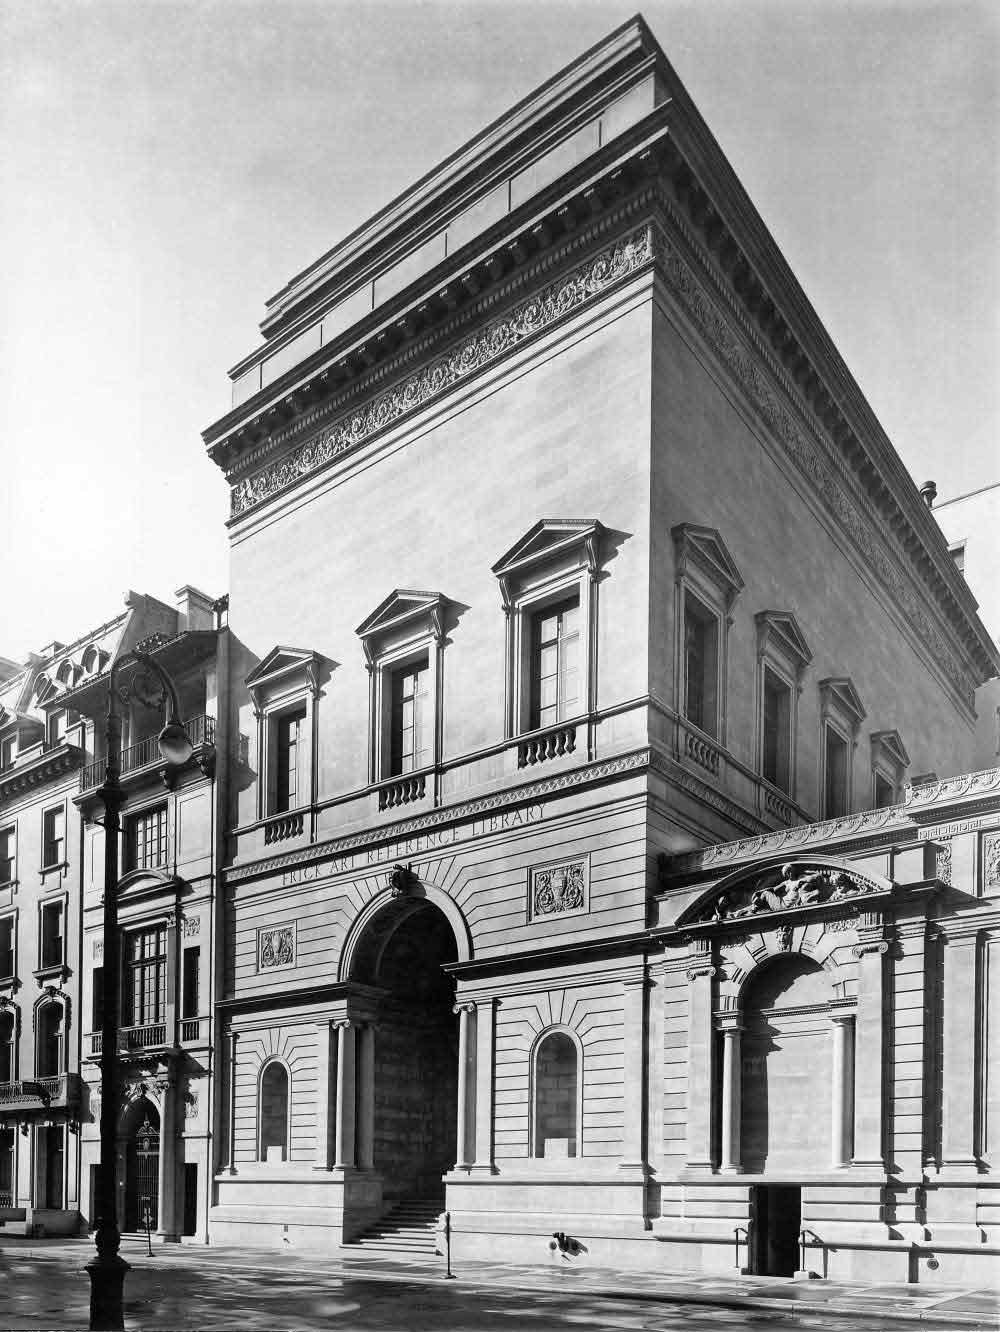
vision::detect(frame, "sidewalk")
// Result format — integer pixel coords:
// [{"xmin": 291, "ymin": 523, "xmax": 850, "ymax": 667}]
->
[{"xmin": 2, "ymin": 1234, "xmax": 998, "ymax": 1329}]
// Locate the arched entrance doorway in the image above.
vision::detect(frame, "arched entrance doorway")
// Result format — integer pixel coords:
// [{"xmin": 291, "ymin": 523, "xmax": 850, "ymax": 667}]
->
[
  {"xmin": 124, "ymin": 1100, "xmax": 160, "ymax": 1232},
  {"xmin": 740, "ymin": 954, "xmax": 831, "ymax": 1275},
  {"xmin": 349, "ymin": 896, "xmax": 458, "ymax": 1203}
]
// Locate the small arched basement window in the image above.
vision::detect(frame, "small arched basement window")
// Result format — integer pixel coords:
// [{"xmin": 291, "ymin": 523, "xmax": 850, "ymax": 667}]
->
[
  {"xmin": 36, "ymin": 1002, "xmax": 63, "ymax": 1078},
  {"xmin": 533, "ymin": 1031, "xmax": 579, "ymax": 1159},
  {"xmin": 259, "ymin": 1061, "xmax": 289, "ymax": 1163}
]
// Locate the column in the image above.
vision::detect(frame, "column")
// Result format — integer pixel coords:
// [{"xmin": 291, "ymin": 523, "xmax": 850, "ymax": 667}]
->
[
  {"xmin": 334, "ymin": 1020, "xmax": 357, "ymax": 1170},
  {"xmin": 685, "ymin": 959, "xmax": 716, "ymax": 1170},
  {"xmin": 356, "ymin": 1024, "xmax": 376, "ymax": 1171},
  {"xmin": 719, "ymin": 1024, "xmax": 743, "ymax": 1173},
  {"xmin": 472, "ymin": 998, "xmax": 495, "ymax": 1173},
  {"xmin": 313, "ymin": 1021, "xmax": 335, "ymax": 1170},
  {"xmin": 830, "ymin": 1013, "xmax": 855, "ymax": 1168},
  {"xmin": 620, "ymin": 976, "xmax": 647, "ymax": 1169},
  {"xmin": 226, "ymin": 1031, "xmax": 239, "ymax": 1174},
  {"xmin": 852, "ymin": 937, "xmax": 887, "ymax": 1167},
  {"xmin": 156, "ymin": 1070, "xmax": 179, "ymax": 1240},
  {"xmin": 941, "ymin": 931, "xmax": 980, "ymax": 1170},
  {"xmin": 454, "ymin": 1003, "xmax": 475, "ymax": 1169}
]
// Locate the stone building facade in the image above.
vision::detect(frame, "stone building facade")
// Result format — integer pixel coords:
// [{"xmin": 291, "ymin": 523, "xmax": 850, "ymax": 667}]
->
[{"xmin": 197, "ymin": 17, "xmax": 998, "ymax": 1285}]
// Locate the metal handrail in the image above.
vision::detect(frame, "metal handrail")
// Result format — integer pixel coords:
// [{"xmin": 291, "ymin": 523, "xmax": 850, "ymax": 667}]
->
[{"xmin": 80, "ymin": 715, "xmax": 216, "ymax": 791}]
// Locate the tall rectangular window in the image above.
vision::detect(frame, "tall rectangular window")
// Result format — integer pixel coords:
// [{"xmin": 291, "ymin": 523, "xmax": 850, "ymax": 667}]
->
[
  {"xmin": 40, "ymin": 900, "xmax": 64, "ymax": 969},
  {"xmin": 127, "ymin": 805, "xmax": 168, "ymax": 872},
  {"xmin": 182, "ymin": 947, "xmax": 200, "ymax": 1019},
  {"xmin": 123, "ymin": 925, "xmax": 168, "ymax": 1028},
  {"xmin": 0, "ymin": 915, "xmax": 14, "ymax": 979},
  {"xmin": 873, "ymin": 771, "xmax": 896, "ymax": 809},
  {"xmin": 530, "ymin": 597, "xmax": 580, "ymax": 730},
  {"xmin": 0, "ymin": 736, "xmax": 16, "ymax": 770},
  {"xmin": 0, "ymin": 828, "xmax": 14, "ymax": 885},
  {"xmin": 92, "ymin": 966, "xmax": 104, "ymax": 1031},
  {"xmin": 390, "ymin": 657, "xmax": 430, "ymax": 775},
  {"xmin": 46, "ymin": 711, "xmax": 67, "ymax": 748},
  {"xmin": 42, "ymin": 808, "xmax": 65, "ymax": 868},
  {"xmin": 762, "ymin": 668, "xmax": 792, "ymax": 792},
  {"xmin": 274, "ymin": 706, "xmax": 307, "ymax": 812},
  {"xmin": 684, "ymin": 593, "xmax": 719, "ymax": 738},
  {"xmin": 824, "ymin": 726, "xmax": 849, "ymax": 818}
]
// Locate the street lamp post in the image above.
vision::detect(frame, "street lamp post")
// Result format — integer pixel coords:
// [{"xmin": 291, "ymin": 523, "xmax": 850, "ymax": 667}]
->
[{"xmin": 86, "ymin": 651, "xmax": 193, "ymax": 1332}]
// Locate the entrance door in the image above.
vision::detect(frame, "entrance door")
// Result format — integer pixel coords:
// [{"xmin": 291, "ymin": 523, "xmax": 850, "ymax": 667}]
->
[
  {"xmin": 749, "ymin": 1185, "xmax": 800, "ymax": 1276},
  {"xmin": 42, "ymin": 1126, "xmax": 64, "ymax": 1209},
  {"xmin": 125, "ymin": 1110, "xmax": 160, "ymax": 1231},
  {"xmin": 0, "ymin": 1127, "xmax": 14, "ymax": 1207}
]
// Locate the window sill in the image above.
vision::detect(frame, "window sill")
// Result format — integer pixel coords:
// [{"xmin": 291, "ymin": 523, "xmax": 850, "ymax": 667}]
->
[
  {"xmin": 38, "ymin": 862, "xmax": 68, "ymax": 880},
  {"xmin": 33, "ymin": 963, "xmax": 69, "ymax": 986}
]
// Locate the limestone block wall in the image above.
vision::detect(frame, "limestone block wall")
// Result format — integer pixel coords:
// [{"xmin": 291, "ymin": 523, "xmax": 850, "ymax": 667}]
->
[
  {"xmin": 231, "ymin": 1024, "xmax": 317, "ymax": 1168},
  {"xmin": 648, "ymin": 294, "xmax": 977, "ymax": 796}
]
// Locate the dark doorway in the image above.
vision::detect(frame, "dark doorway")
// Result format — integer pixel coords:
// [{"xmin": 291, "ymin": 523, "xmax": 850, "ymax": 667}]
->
[
  {"xmin": 749, "ymin": 1184, "xmax": 801, "ymax": 1276},
  {"xmin": 350, "ymin": 898, "xmax": 457, "ymax": 1202},
  {"xmin": 42, "ymin": 1126, "xmax": 64, "ymax": 1208},
  {"xmin": 183, "ymin": 1163, "xmax": 198, "ymax": 1236},
  {"xmin": 125, "ymin": 1104, "xmax": 160, "ymax": 1232}
]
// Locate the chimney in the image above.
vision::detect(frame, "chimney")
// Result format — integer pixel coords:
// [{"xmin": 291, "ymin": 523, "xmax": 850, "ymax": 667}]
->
[
  {"xmin": 175, "ymin": 586, "xmax": 216, "ymax": 632},
  {"xmin": 919, "ymin": 480, "xmax": 937, "ymax": 509}
]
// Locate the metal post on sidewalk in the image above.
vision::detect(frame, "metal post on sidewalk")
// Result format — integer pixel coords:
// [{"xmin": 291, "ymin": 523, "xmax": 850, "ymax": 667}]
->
[{"xmin": 443, "ymin": 1211, "xmax": 455, "ymax": 1279}]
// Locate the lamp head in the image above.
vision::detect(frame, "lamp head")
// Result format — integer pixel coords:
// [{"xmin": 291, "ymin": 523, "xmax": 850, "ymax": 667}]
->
[{"xmin": 157, "ymin": 718, "xmax": 193, "ymax": 766}]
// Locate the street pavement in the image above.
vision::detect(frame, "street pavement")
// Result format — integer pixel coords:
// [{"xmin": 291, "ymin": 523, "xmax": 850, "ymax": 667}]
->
[{"xmin": 0, "ymin": 1236, "xmax": 996, "ymax": 1331}]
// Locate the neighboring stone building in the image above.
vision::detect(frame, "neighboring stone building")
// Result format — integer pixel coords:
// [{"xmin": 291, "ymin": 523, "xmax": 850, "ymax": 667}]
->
[
  {"xmin": 931, "ymin": 481, "xmax": 1000, "ymax": 771},
  {"xmin": 64, "ymin": 586, "xmax": 234, "ymax": 1245},
  {"xmin": 0, "ymin": 591, "xmax": 187, "ymax": 1236},
  {"xmin": 195, "ymin": 18, "xmax": 997, "ymax": 1280}
]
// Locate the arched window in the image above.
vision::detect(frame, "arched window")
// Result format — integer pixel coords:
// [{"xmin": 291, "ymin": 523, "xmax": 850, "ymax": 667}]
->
[
  {"xmin": 36, "ymin": 1002, "xmax": 63, "ymax": 1078},
  {"xmin": 259, "ymin": 1061, "xmax": 289, "ymax": 1163},
  {"xmin": 533, "ymin": 1031, "xmax": 579, "ymax": 1159},
  {"xmin": 0, "ymin": 1011, "xmax": 14, "ymax": 1082}
]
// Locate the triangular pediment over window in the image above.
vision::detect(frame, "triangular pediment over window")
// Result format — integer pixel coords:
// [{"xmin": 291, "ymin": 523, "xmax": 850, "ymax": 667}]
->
[
  {"xmin": 755, "ymin": 610, "xmax": 812, "ymax": 674},
  {"xmin": 819, "ymin": 677, "xmax": 867, "ymax": 730},
  {"xmin": 355, "ymin": 590, "xmax": 448, "ymax": 645},
  {"xmin": 871, "ymin": 729, "xmax": 910, "ymax": 770},
  {"xmin": 492, "ymin": 519, "xmax": 604, "ymax": 582},
  {"xmin": 245, "ymin": 646, "xmax": 323, "ymax": 709},
  {"xmin": 671, "ymin": 524, "xmax": 744, "ymax": 606}
]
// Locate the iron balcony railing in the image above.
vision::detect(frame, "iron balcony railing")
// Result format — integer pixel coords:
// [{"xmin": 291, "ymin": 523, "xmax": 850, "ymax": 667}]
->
[
  {"xmin": 0, "ymin": 1074, "xmax": 82, "ymax": 1111},
  {"xmin": 79, "ymin": 714, "xmax": 217, "ymax": 792},
  {"xmin": 89, "ymin": 1023, "xmax": 168, "ymax": 1056}
]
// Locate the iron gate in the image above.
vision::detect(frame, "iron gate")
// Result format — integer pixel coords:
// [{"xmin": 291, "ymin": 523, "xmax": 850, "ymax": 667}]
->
[{"xmin": 129, "ymin": 1115, "xmax": 159, "ymax": 1232}]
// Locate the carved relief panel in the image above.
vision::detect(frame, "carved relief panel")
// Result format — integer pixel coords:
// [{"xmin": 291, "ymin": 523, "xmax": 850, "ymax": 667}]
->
[{"xmin": 528, "ymin": 858, "xmax": 588, "ymax": 923}]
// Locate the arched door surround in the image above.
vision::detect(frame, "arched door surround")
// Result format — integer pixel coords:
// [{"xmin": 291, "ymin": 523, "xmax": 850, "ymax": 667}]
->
[
  {"xmin": 337, "ymin": 883, "xmax": 467, "ymax": 1202},
  {"xmin": 673, "ymin": 859, "xmax": 891, "ymax": 1176}
]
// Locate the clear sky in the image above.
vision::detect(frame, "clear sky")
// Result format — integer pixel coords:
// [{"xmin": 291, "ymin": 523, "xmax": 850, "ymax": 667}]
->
[{"xmin": 2, "ymin": 0, "xmax": 997, "ymax": 663}]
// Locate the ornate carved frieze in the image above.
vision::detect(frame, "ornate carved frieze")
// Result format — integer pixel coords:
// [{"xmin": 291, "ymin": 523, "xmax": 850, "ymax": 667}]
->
[
  {"xmin": 984, "ymin": 833, "xmax": 1000, "ymax": 891},
  {"xmin": 529, "ymin": 859, "xmax": 587, "ymax": 921},
  {"xmin": 666, "ymin": 805, "xmax": 904, "ymax": 875},
  {"xmin": 906, "ymin": 767, "xmax": 1000, "ymax": 809},
  {"xmin": 258, "ymin": 925, "xmax": 295, "ymax": 971},
  {"xmin": 230, "ymin": 226, "xmax": 653, "ymax": 517},
  {"xmin": 697, "ymin": 863, "xmax": 882, "ymax": 925}
]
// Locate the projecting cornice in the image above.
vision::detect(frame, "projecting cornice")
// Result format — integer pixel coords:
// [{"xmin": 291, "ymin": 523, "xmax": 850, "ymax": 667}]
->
[{"xmin": 202, "ymin": 81, "xmax": 995, "ymax": 700}]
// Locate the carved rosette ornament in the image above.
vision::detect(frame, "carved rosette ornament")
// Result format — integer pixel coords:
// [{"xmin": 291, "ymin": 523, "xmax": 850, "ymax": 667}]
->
[
  {"xmin": 530, "ymin": 860, "xmax": 586, "ymax": 919},
  {"xmin": 702, "ymin": 863, "xmax": 881, "ymax": 924},
  {"xmin": 984, "ymin": 834, "xmax": 1000, "ymax": 890},
  {"xmin": 259, "ymin": 926, "xmax": 295, "ymax": 969}
]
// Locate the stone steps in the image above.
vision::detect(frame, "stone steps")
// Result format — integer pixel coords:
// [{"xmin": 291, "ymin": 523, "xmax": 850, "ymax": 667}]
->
[{"xmin": 347, "ymin": 1199, "xmax": 442, "ymax": 1255}]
